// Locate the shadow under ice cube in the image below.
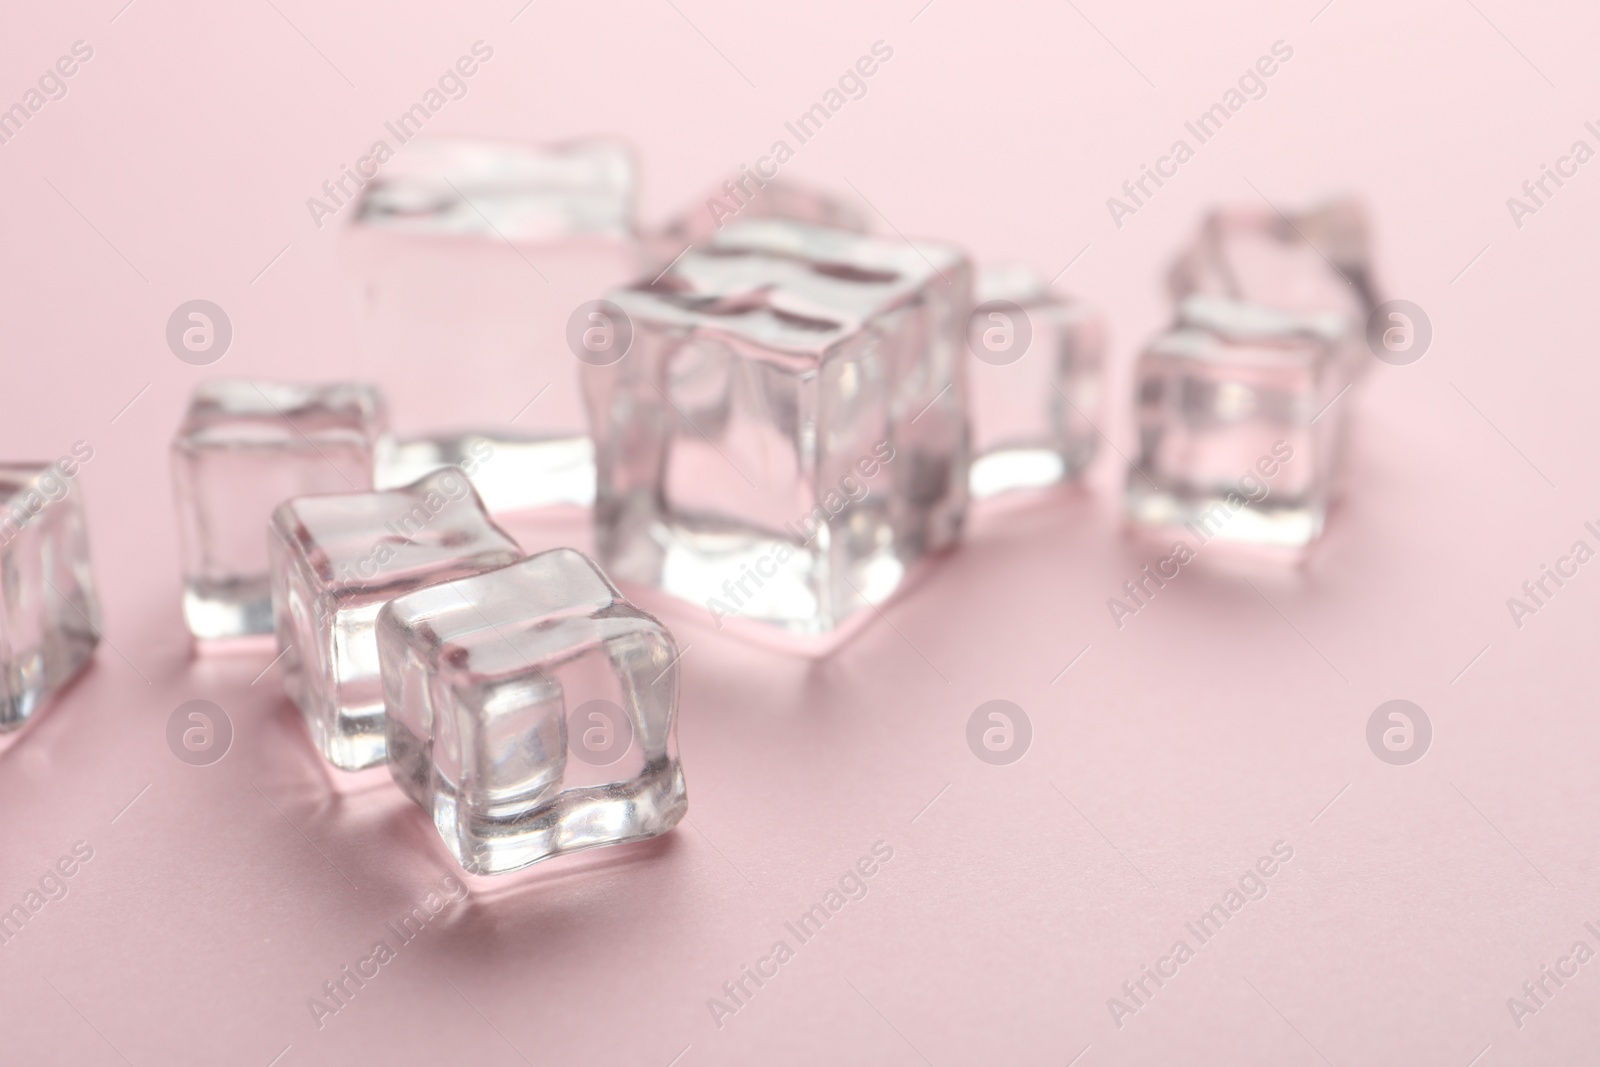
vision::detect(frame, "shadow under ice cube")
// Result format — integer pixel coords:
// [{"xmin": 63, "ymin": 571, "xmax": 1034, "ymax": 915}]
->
[
  {"xmin": 377, "ymin": 547, "xmax": 687, "ymax": 875},
  {"xmin": 172, "ymin": 380, "xmax": 388, "ymax": 642},
  {"xmin": 586, "ymin": 218, "xmax": 972, "ymax": 642},
  {"xmin": 269, "ymin": 469, "xmax": 521, "ymax": 771},
  {"xmin": 1126, "ymin": 295, "xmax": 1360, "ymax": 549},
  {"xmin": 0, "ymin": 464, "xmax": 100, "ymax": 739}
]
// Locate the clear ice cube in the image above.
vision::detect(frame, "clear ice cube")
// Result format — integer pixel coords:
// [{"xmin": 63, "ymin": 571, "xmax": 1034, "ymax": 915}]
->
[
  {"xmin": 1168, "ymin": 198, "xmax": 1378, "ymax": 324},
  {"xmin": 269, "ymin": 468, "xmax": 522, "ymax": 770},
  {"xmin": 171, "ymin": 380, "xmax": 388, "ymax": 642},
  {"xmin": 967, "ymin": 263, "xmax": 1104, "ymax": 499},
  {"xmin": 648, "ymin": 178, "xmax": 867, "ymax": 270},
  {"xmin": 377, "ymin": 547, "xmax": 686, "ymax": 875},
  {"xmin": 0, "ymin": 464, "xmax": 100, "ymax": 738},
  {"xmin": 377, "ymin": 431, "xmax": 594, "ymax": 513},
  {"xmin": 586, "ymin": 218, "xmax": 972, "ymax": 640},
  {"xmin": 346, "ymin": 137, "xmax": 640, "ymax": 441},
  {"xmin": 355, "ymin": 136, "xmax": 634, "ymax": 241},
  {"xmin": 1126, "ymin": 295, "xmax": 1359, "ymax": 548}
]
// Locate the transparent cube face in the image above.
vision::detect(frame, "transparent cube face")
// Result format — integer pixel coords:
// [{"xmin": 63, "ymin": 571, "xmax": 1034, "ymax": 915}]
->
[
  {"xmin": 1127, "ymin": 297, "xmax": 1356, "ymax": 548},
  {"xmin": 588, "ymin": 219, "xmax": 971, "ymax": 637},
  {"xmin": 657, "ymin": 334, "xmax": 822, "ymax": 529},
  {"xmin": 377, "ymin": 548, "xmax": 686, "ymax": 875},
  {"xmin": 967, "ymin": 264, "xmax": 1105, "ymax": 498},
  {"xmin": 0, "ymin": 466, "xmax": 99, "ymax": 735},
  {"xmin": 648, "ymin": 178, "xmax": 868, "ymax": 269},
  {"xmin": 172, "ymin": 380, "xmax": 387, "ymax": 641},
  {"xmin": 268, "ymin": 469, "xmax": 521, "ymax": 771},
  {"xmin": 1168, "ymin": 200, "xmax": 1377, "ymax": 324},
  {"xmin": 347, "ymin": 137, "xmax": 640, "ymax": 439},
  {"xmin": 377, "ymin": 431, "xmax": 594, "ymax": 513}
]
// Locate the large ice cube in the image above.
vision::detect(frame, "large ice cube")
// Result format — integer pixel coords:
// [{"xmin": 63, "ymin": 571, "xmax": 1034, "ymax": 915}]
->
[
  {"xmin": 585, "ymin": 218, "xmax": 971, "ymax": 641},
  {"xmin": 967, "ymin": 263, "xmax": 1104, "ymax": 499},
  {"xmin": 269, "ymin": 469, "xmax": 521, "ymax": 770},
  {"xmin": 377, "ymin": 547, "xmax": 686, "ymax": 875},
  {"xmin": 171, "ymin": 380, "xmax": 387, "ymax": 642},
  {"xmin": 0, "ymin": 463, "xmax": 100, "ymax": 738},
  {"xmin": 1125, "ymin": 295, "xmax": 1359, "ymax": 548}
]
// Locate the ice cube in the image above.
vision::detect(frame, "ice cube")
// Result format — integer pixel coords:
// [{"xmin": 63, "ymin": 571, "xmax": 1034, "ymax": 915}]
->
[
  {"xmin": 376, "ymin": 431, "xmax": 594, "ymax": 513},
  {"xmin": 648, "ymin": 177, "xmax": 867, "ymax": 270},
  {"xmin": 1125, "ymin": 295, "xmax": 1359, "ymax": 548},
  {"xmin": 377, "ymin": 547, "xmax": 686, "ymax": 875},
  {"xmin": 586, "ymin": 218, "xmax": 971, "ymax": 641},
  {"xmin": 269, "ymin": 468, "xmax": 521, "ymax": 770},
  {"xmin": 0, "ymin": 463, "xmax": 100, "ymax": 738},
  {"xmin": 171, "ymin": 380, "xmax": 388, "ymax": 642},
  {"xmin": 346, "ymin": 137, "xmax": 641, "ymax": 440},
  {"xmin": 967, "ymin": 263, "xmax": 1104, "ymax": 499},
  {"xmin": 1168, "ymin": 198, "xmax": 1378, "ymax": 324},
  {"xmin": 355, "ymin": 136, "xmax": 634, "ymax": 241}
]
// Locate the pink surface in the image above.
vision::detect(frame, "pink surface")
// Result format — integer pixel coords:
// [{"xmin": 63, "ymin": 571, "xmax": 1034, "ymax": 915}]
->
[{"xmin": 2, "ymin": 1, "xmax": 1598, "ymax": 1064}]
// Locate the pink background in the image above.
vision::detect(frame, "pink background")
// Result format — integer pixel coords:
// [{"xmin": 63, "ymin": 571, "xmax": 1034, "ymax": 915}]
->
[{"xmin": 2, "ymin": 0, "xmax": 1598, "ymax": 1063}]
